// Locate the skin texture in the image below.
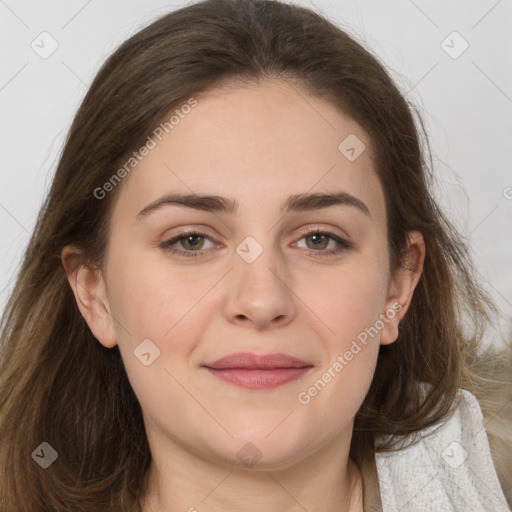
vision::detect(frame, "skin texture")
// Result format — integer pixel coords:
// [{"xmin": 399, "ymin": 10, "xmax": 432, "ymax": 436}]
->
[{"xmin": 62, "ymin": 78, "xmax": 425, "ymax": 512}]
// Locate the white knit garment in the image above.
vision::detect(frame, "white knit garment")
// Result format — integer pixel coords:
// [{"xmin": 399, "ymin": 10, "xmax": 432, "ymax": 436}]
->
[{"xmin": 374, "ymin": 389, "xmax": 510, "ymax": 511}]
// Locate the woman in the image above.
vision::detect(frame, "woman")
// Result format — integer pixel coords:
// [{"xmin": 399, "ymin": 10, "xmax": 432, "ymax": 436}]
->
[{"xmin": 0, "ymin": 0, "xmax": 510, "ymax": 510}]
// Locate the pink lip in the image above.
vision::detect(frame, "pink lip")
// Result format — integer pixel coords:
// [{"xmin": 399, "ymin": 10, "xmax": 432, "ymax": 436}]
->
[
  {"xmin": 203, "ymin": 352, "xmax": 311, "ymax": 369},
  {"xmin": 201, "ymin": 352, "xmax": 314, "ymax": 390}
]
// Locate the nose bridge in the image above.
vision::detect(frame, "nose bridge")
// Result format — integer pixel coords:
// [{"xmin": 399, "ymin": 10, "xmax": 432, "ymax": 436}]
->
[{"xmin": 227, "ymin": 232, "xmax": 296, "ymax": 328}]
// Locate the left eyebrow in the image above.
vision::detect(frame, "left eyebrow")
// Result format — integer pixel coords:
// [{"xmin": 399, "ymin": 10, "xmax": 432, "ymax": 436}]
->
[{"xmin": 135, "ymin": 191, "xmax": 371, "ymax": 221}]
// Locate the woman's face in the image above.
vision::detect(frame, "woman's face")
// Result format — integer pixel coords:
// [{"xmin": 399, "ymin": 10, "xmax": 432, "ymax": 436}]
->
[{"xmin": 69, "ymin": 78, "xmax": 422, "ymax": 471}]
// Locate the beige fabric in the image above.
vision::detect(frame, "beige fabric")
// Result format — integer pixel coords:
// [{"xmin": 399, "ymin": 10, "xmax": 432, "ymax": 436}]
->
[{"xmin": 372, "ymin": 389, "xmax": 510, "ymax": 511}]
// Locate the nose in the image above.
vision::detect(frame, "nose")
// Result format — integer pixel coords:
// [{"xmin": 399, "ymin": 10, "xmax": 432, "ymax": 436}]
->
[{"xmin": 224, "ymin": 244, "xmax": 296, "ymax": 330}]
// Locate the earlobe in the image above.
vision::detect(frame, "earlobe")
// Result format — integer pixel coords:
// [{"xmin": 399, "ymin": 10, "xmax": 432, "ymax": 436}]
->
[
  {"xmin": 61, "ymin": 246, "xmax": 117, "ymax": 348},
  {"xmin": 380, "ymin": 231, "xmax": 425, "ymax": 346}
]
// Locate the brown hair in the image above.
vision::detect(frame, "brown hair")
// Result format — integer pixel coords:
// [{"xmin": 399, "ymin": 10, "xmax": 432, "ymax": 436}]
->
[{"xmin": 0, "ymin": 0, "xmax": 510, "ymax": 510}]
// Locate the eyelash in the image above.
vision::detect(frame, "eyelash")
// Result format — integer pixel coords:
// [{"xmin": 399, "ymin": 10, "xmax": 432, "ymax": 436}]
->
[{"xmin": 159, "ymin": 227, "xmax": 351, "ymax": 259}]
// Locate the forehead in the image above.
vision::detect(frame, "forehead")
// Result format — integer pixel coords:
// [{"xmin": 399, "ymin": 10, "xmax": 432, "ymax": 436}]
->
[{"xmin": 112, "ymin": 78, "xmax": 386, "ymax": 223}]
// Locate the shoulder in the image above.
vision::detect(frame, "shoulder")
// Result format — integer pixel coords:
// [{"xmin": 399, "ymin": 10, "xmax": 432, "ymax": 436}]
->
[{"xmin": 374, "ymin": 389, "xmax": 510, "ymax": 512}]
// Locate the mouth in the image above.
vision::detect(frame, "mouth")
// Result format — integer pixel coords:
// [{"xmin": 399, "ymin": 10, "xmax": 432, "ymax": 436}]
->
[{"xmin": 201, "ymin": 352, "xmax": 314, "ymax": 390}]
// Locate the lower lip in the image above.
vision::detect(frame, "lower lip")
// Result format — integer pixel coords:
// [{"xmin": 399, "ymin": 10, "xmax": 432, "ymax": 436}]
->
[{"xmin": 203, "ymin": 367, "xmax": 313, "ymax": 390}]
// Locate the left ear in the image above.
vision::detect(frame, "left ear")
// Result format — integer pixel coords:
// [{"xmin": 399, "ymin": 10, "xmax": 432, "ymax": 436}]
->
[{"xmin": 380, "ymin": 230, "xmax": 425, "ymax": 346}]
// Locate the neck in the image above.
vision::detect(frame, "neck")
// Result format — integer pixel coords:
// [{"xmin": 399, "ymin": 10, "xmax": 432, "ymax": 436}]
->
[{"xmin": 140, "ymin": 424, "xmax": 364, "ymax": 512}]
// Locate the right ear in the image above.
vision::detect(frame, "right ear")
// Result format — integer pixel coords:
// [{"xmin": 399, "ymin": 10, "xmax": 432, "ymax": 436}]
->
[{"xmin": 61, "ymin": 245, "xmax": 117, "ymax": 348}]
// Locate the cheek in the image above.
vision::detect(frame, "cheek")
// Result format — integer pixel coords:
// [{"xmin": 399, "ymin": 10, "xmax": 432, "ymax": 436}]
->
[
  {"xmin": 106, "ymin": 256, "xmax": 224, "ymax": 399},
  {"xmin": 294, "ymin": 256, "xmax": 387, "ymax": 407},
  {"xmin": 295, "ymin": 266, "xmax": 383, "ymax": 426},
  {"xmin": 108, "ymin": 253, "xmax": 208, "ymax": 339},
  {"xmin": 106, "ymin": 261, "xmax": 215, "ymax": 426},
  {"xmin": 303, "ymin": 258, "xmax": 389, "ymax": 343}
]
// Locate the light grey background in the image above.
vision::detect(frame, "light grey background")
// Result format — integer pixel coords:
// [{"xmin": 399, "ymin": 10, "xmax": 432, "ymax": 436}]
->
[{"xmin": 1, "ymin": 0, "xmax": 511, "ymax": 348}]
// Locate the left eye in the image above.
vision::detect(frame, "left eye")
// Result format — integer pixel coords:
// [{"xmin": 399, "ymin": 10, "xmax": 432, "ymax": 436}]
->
[
  {"xmin": 295, "ymin": 231, "xmax": 346, "ymax": 252},
  {"xmin": 160, "ymin": 228, "xmax": 351, "ymax": 258}
]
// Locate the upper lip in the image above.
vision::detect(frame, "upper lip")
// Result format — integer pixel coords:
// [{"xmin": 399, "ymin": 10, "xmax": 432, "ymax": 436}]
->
[{"xmin": 202, "ymin": 352, "xmax": 313, "ymax": 370}]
